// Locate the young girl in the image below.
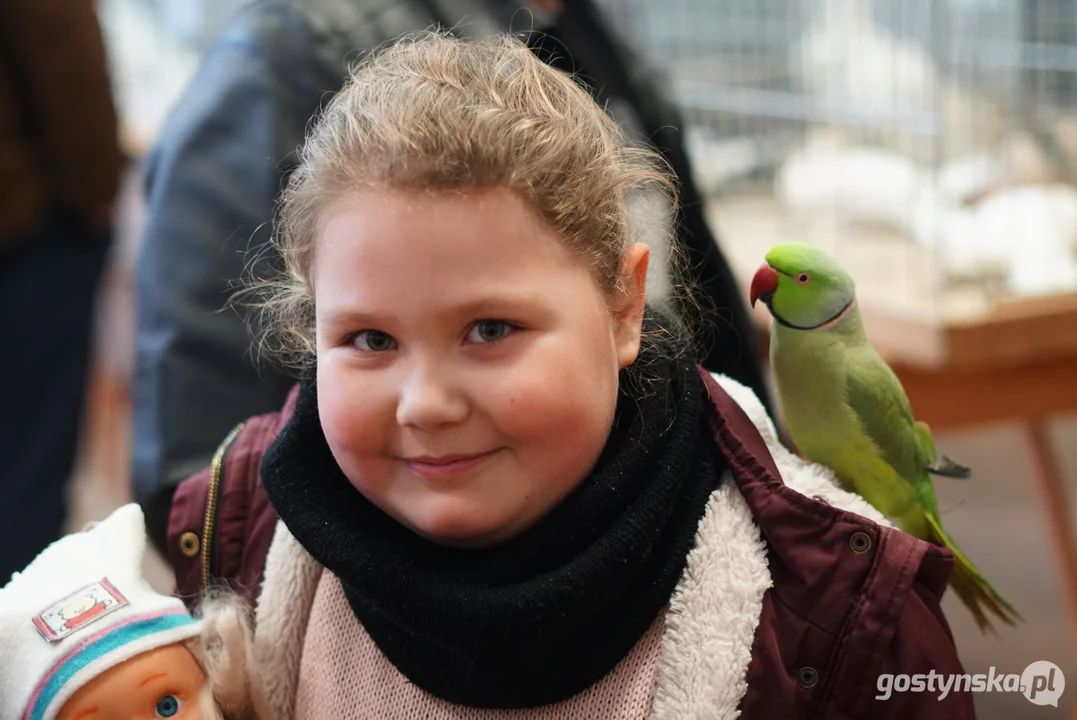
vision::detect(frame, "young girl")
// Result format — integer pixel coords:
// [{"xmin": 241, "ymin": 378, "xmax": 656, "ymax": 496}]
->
[{"xmin": 165, "ymin": 31, "xmax": 973, "ymax": 719}]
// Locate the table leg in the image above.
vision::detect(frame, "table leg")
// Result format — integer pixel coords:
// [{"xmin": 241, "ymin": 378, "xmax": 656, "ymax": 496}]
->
[{"xmin": 1023, "ymin": 420, "xmax": 1077, "ymax": 643}]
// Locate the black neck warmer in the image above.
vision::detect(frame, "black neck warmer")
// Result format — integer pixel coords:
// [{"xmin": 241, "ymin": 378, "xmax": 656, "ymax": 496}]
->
[{"xmin": 261, "ymin": 345, "xmax": 725, "ymax": 708}]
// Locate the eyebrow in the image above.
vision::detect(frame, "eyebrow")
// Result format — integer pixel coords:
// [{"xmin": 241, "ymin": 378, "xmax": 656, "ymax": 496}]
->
[
  {"xmin": 319, "ymin": 294, "xmax": 546, "ymax": 328},
  {"xmin": 140, "ymin": 673, "xmax": 168, "ymax": 687},
  {"xmin": 71, "ymin": 708, "xmax": 98, "ymax": 720}
]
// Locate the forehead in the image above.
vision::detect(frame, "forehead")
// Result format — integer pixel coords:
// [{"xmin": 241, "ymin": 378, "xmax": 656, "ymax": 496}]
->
[
  {"xmin": 312, "ymin": 187, "xmax": 595, "ymax": 305},
  {"xmin": 56, "ymin": 645, "xmax": 204, "ymax": 718}
]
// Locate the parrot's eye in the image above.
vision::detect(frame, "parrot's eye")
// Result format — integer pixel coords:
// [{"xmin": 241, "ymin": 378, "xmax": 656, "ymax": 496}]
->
[{"xmin": 797, "ymin": 273, "xmax": 811, "ymax": 285}]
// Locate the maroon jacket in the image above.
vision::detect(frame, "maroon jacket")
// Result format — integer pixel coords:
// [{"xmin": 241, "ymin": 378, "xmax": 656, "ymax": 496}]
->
[{"xmin": 167, "ymin": 372, "xmax": 974, "ymax": 719}]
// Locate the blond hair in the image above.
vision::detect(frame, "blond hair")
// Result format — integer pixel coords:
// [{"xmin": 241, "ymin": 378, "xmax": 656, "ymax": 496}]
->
[
  {"xmin": 185, "ymin": 593, "xmax": 271, "ymax": 720},
  {"xmin": 249, "ymin": 30, "xmax": 691, "ymax": 369}
]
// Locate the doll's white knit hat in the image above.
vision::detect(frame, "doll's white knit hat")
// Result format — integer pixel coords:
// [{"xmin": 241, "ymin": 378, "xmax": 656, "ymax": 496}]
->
[{"xmin": 0, "ymin": 503, "xmax": 202, "ymax": 720}]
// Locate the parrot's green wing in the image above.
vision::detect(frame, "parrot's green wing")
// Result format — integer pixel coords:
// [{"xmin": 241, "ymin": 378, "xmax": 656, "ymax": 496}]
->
[
  {"xmin": 843, "ymin": 348, "xmax": 1020, "ymax": 632},
  {"xmin": 843, "ymin": 347, "xmax": 937, "ymax": 484}
]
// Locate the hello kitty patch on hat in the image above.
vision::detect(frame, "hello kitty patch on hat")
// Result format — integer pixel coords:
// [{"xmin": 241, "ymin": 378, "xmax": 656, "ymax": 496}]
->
[{"xmin": 0, "ymin": 504, "xmax": 202, "ymax": 720}]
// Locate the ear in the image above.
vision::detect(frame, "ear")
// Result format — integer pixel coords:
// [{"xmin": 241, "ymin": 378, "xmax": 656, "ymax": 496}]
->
[{"xmin": 611, "ymin": 243, "xmax": 650, "ymax": 368}]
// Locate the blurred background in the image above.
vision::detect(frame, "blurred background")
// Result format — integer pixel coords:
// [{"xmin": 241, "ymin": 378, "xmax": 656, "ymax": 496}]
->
[{"xmin": 49, "ymin": 0, "xmax": 1077, "ymax": 717}]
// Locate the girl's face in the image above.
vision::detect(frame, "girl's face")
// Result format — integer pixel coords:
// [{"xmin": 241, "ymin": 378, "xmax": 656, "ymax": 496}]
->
[{"xmin": 312, "ymin": 187, "xmax": 648, "ymax": 547}]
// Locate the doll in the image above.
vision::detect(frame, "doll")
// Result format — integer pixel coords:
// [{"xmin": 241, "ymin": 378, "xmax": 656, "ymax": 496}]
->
[{"xmin": 0, "ymin": 504, "xmax": 264, "ymax": 720}]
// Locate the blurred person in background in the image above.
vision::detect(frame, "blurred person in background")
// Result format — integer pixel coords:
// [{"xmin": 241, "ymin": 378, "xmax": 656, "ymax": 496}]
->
[
  {"xmin": 133, "ymin": 0, "xmax": 768, "ymax": 552},
  {"xmin": 0, "ymin": 0, "xmax": 125, "ymax": 580}
]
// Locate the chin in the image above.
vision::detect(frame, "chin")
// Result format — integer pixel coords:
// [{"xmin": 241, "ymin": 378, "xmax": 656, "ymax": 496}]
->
[{"xmin": 404, "ymin": 506, "xmax": 521, "ymax": 549}]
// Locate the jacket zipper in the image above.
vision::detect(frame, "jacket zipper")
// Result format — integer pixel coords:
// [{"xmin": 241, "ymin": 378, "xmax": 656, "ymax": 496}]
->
[{"xmin": 201, "ymin": 422, "xmax": 246, "ymax": 591}]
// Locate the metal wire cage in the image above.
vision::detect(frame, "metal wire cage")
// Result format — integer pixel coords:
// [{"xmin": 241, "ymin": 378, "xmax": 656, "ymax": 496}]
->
[{"xmin": 614, "ymin": 0, "xmax": 1077, "ymax": 314}]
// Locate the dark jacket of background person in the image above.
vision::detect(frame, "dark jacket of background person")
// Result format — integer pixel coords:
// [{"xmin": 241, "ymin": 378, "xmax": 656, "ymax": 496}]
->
[
  {"xmin": 0, "ymin": 0, "xmax": 124, "ymax": 254},
  {"xmin": 133, "ymin": 0, "xmax": 770, "ymax": 553}
]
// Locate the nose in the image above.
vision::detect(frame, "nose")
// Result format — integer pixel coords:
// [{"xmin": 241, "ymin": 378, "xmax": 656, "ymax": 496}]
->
[{"xmin": 396, "ymin": 362, "xmax": 470, "ymax": 430}]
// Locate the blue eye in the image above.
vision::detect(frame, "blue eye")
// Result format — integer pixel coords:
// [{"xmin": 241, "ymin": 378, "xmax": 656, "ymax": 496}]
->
[
  {"xmin": 352, "ymin": 330, "xmax": 396, "ymax": 352},
  {"xmin": 467, "ymin": 320, "xmax": 515, "ymax": 344},
  {"xmin": 155, "ymin": 695, "xmax": 182, "ymax": 718}
]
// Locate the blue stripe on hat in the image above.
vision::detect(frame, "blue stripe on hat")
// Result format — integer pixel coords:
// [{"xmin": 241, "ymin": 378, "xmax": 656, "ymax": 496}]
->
[{"xmin": 27, "ymin": 612, "xmax": 198, "ymax": 720}]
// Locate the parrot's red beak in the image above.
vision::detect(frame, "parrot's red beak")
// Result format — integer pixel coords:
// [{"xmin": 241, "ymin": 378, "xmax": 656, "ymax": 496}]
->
[{"xmin": 750, "ymin": 264, "xmax": 780, "ymax": 308}]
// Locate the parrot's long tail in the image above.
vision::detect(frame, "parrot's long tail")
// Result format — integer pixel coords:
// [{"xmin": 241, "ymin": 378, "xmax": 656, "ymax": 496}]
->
[{"xmin": 921, "ymin": 510, "xmax": 1023, "ymax": 635}]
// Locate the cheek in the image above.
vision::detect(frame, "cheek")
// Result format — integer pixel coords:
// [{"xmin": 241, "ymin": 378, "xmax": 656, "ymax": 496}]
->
[
  {"xmin": 496, "ymin": 375, "xmax": 614, "ymax": 440},
  {"xmin": 317, "ymin": 363, "xmax": 392, "ymax": 475},
  {"xmin": 490, "ymin": 335, "xmax": 620, "ymax": 461}
]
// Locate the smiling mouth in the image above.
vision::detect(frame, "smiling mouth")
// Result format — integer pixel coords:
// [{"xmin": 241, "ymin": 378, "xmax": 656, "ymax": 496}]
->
[{"xmin": 404, "ymin": 450, "xmax": 500, "ymax": 479}]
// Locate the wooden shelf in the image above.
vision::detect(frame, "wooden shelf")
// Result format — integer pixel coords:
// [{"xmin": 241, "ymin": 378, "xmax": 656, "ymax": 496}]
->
[
  {"xmin": 838, "ymin": 291, "xmax": 1077, "ymax": 374},
  {"xmin": 940, "ymin": 291, "xmax": 1077, "ymax": 371}
]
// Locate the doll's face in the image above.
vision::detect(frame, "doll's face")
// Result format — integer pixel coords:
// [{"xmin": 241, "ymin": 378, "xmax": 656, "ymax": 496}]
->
[
  {"xmin": 56, "ymin": 644, "xmax": 205, "ymax": 720},
  {"xmin": 313, "ymin": 187, "xmax": 648, "ymax": 547}
]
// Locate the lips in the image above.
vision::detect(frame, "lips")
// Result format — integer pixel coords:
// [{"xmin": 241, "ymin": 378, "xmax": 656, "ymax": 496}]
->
[
  {"xmin": 404, "ymin": 450, "xmax": 499, "ymax": 479},
  {"xmin": 409, "ymin": 453, "xmax": 488, "ymax": 465}
]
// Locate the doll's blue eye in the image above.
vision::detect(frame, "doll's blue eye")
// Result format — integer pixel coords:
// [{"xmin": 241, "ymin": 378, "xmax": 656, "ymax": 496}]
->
[{"xmin": 155, "ymin": 695, "xmax": 182, "ymax": 718}]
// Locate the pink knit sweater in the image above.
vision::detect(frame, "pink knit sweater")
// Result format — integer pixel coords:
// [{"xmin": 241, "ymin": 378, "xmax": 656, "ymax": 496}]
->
[{"xmin": 294, "ymin": 572, "xmax": 665, "ymax": 718}]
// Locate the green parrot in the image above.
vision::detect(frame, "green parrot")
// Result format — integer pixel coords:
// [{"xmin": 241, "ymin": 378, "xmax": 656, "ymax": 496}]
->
[{"xmin": 749, "ymin": 241, "xmax": 1020, "ymax": 634}]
